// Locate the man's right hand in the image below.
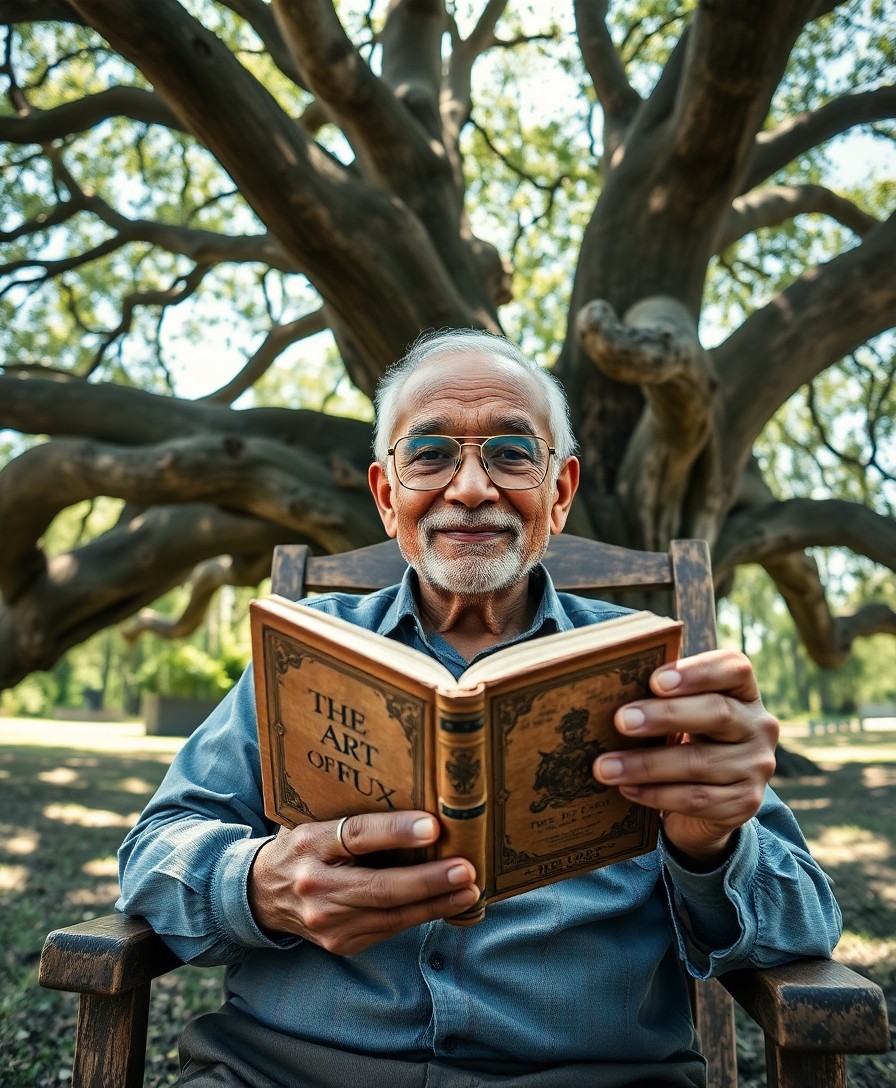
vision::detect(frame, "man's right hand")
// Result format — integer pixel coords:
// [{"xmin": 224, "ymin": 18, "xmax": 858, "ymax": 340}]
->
[{"xmin": 248, "ymin": 812, "xmax": 479, "ymax": 955}]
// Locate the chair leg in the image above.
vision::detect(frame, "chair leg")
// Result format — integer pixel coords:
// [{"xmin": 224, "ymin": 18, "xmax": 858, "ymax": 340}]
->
[
  {"xmin": 72, "ymin": 984, "xmax": 151, "ymax": 1088},
  {"xmin": 692, "ymin": 979, "xmax": 738, "ymax": 1088},
  {"xmin": 765, "ymin": 1039, "xmax": 846, "ymax": 1088}
]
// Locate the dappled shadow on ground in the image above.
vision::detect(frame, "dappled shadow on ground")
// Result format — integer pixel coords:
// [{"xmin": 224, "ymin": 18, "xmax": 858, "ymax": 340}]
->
[
  {"xmin": 0, "ymin": 737, "xmax": 222, "ymax": 1087},
  {"xmin": 3, "ymin": 729, "xmax": 895, "ymax": 1086},
  {"xmin": 734, "ymin": 759, "xmax": 896, "ymax": 1088}
]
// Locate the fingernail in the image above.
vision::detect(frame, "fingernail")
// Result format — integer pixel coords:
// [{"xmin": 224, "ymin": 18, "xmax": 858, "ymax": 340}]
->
[
  {"xmin": 655, "ymin": 668, "xmax": 681, "ymax": 692},
  {"xmin": 598, "ymin": 757, "xmax": 624, "ymax": 781},
  {"xmin": 413, "ymin": 816, "xmax": 438, "ymax": 840},
  {"xmin": 619, "ymin": 707, "xmax": 645, "ymax": 732},
  {"xmin": 451, "ymin": 887, "xmax": 479, "ymax": 907},
  {"xmin": 447, "ymin": 864, "xmax": 472, "ymax": 885}
]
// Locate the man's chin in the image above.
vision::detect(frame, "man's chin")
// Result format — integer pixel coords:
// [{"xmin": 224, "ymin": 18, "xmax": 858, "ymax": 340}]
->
[{"xmin": 414, "ymin": 553, "xmax": 530, "ymax": 596}]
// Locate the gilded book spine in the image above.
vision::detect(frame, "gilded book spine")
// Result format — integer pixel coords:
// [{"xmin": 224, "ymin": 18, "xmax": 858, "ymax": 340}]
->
[{"xmin": 435, "ymin": 686, "xmax": 488, "ymax": 924}]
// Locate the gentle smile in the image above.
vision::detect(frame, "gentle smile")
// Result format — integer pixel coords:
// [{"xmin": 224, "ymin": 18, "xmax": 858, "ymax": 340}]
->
[{"xmin": 421, "ymin": 511, "xmax": 523, "ymax": 540}]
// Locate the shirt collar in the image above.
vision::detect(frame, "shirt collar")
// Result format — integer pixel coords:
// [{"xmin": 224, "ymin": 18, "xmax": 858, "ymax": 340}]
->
[{"xmin": 375, "ymin": 561, "xmax": 571, "ymax": 642}]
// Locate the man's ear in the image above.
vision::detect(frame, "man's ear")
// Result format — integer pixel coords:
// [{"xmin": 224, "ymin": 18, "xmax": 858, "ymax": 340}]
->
[
  {"xmin": 549, "ymin": 456, "xmax": 580, "ymax": 535},
  {"xmin": 368, "ymin": 461, "xmax": 399, "ymax": 538}
]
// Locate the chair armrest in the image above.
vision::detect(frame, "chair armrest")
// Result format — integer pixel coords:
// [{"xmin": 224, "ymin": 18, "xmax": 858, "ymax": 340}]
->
[
  {"xmin": 40, "ymin": 913, "xmax": 182, "ymax": 996},
  {"xmin": 720, "ymin": 957, "xmax": 890, "ymax": 1054}
]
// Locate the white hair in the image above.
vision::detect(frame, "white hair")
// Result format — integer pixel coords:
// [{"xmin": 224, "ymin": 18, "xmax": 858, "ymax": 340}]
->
[{"xmin": 372, "ymin": 329, "xmax": 577, "ymax": 463}]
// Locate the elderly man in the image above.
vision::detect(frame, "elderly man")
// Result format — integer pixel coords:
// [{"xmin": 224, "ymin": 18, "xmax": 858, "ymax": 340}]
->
[{"xmin": 118, "ymin": 329, "xmax": 840, "ymax": 1088}]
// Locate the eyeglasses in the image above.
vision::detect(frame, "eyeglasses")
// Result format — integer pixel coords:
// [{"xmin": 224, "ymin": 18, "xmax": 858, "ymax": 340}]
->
[{"xmin": 388, "ymin": 434, "xmax": 555, "ymax": 491}]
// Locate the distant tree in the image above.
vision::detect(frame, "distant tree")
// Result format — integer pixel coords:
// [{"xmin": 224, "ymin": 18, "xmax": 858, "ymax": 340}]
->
[{"xmin": 1, "ymin": 0, "xmax": 894, "ymax": 692}]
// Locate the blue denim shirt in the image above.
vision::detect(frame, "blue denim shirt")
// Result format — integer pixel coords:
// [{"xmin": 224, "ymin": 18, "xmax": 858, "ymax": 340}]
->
[{"xmin": 117, "ymin": 566, "xmax": 841, "ymax": 1066}]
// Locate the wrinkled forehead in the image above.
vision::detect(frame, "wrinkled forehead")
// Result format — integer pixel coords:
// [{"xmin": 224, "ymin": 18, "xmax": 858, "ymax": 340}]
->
[{"xmin": 392, "ymin": 352, "xmax": 551, "ymax": 440}]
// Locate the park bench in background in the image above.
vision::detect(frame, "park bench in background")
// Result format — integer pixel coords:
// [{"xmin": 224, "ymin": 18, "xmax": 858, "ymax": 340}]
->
[
  {"xmin": 40, "ymin": 536, "xmax": 891, "ymax": 1088},
  {"xmin": 808, "ymin": 715, "xmax": 861, "ymax": 737},
  {"xmin": 808, "ymin": 702, "xmax": 896, "ymax": 736},
  {"xmin": 858, "ymin": 703, "xmax": 896, "ymax": 730}
]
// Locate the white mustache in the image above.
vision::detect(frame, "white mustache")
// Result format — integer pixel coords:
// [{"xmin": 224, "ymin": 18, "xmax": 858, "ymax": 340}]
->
[{"xmin": 420, "ymin": 509, "xmax": 523, "ymax": 537}]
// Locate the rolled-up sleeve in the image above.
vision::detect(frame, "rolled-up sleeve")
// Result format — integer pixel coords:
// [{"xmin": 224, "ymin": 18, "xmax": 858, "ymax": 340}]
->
[
  {"xmin": 660, "ymin": 786, "xmax": 842, "ymax": 979},
  {"xmin": 117, "ymin": 668, "xmax": 301, "ymax": 965}
]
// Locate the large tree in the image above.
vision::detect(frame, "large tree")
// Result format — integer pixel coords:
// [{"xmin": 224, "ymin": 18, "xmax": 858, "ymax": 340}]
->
[{"xmin": 1, "ymin": 0, "xmax": 894, "ymax": 693}]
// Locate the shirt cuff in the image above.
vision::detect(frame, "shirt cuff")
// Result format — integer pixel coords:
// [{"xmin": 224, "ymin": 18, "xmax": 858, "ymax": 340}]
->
[
  {"xmin": 661, "ymin": 822, "xmax": 760, "ymax": 976},
  {"xmin": 212, "ymin": 834, "xmax": 303, "ymax": 952}
]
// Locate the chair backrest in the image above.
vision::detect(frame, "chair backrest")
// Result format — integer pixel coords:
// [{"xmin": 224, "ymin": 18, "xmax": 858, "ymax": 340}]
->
[{"xmin": 271, "ymin": 533, "xmax": 738, "ymax": 1088}]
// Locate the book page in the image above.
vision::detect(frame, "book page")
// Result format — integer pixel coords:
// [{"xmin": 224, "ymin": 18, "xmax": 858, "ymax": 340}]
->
[{"xmin": 459, "ymin": 610, "xmax": 679, "ymax": 687}]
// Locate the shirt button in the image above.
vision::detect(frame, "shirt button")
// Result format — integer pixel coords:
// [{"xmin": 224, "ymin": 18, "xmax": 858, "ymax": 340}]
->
[
  {"xmin": 442, "ymin": 1035, "xmax": 457, "ymax": 1052},
  {"xmin": 428, "ymin": 952, "xmax": 445, "ymax": 971}
]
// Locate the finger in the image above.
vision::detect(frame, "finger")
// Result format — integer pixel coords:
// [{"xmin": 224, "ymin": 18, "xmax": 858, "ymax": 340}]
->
[
  {"xmin": 648, "ymin": 649, "xmax": 761, "ymax": 702},
  {"xmin": 331, "ymin": 853, "xmax": 479, "ymax": 910},
  {"xmin": 615, "ymin": 691, "xmax": 761, "ymax": 744},
  {"xmin": 315, "ymin": 885, "xmax": 482, "ymax": 956},
  {"xmin": 617, "ymin": 781, "xmax": 767, "ymax": 827},
  {"xmin": 596, "ymin": 737, "xmax": 758, "ymax": 787},
  {"xmin": 319, "ymin": 810, "xmax": 441, "ymax": 862}
]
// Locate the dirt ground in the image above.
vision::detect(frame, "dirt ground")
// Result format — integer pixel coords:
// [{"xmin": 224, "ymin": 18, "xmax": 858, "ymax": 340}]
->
[{"xmin": 1, "ymin": 717, "xmax": 894, "ymax": 1086}]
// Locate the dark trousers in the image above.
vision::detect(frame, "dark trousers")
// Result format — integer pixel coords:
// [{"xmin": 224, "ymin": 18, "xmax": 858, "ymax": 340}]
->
[{"xmin": 178, "ymin": 1006, "xmax": 706, "ymax": 1088}]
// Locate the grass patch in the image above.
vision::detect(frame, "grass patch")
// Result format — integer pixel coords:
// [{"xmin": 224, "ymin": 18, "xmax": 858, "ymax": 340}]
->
[
  {"xmin": 1, "ymin": 718, "xmax": 894, "ymax": 1086},
  {"xmin": 0, "ymin": 721, "xmax": 223, "ymax": 1087}
]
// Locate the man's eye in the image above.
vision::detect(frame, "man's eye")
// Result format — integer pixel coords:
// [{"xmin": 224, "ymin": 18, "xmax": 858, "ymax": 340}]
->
[
  {"xmin": 411, "ymin": 445, "xmax": 452, "ymax": 463},
  {"xmin": 490, "ymin": 442, "xmax": 534, "ymax": 463}
]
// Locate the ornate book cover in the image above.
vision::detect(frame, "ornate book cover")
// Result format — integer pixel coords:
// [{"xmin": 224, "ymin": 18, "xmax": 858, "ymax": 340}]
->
[{"xmin": 250, "ymin": 596, "xmax": 682, "ymax": 923}]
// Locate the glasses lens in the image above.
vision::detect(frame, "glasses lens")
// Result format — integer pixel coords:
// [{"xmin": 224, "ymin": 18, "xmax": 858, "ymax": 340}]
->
[
  {"xmin": 392, "ymin": 435, "xmax": 551, "ymax": 490},
  {"xmin": 481, "ymin": 436, "xmax": 549, "ymax": 489},
  {"xmin": 393, "ymin": 436, "xmax": 460, "ymax": 489}
]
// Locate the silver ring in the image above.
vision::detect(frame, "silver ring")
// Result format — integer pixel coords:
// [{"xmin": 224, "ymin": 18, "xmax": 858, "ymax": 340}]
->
[{"xmin": 335, "ymin": 815, "xmax": 355, "ymax": 857}]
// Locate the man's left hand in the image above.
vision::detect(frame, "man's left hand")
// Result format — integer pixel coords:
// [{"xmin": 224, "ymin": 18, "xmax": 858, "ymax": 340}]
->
[{"xmin": 594, "ymin": 649, "xmax": 779, "ymax": 869}]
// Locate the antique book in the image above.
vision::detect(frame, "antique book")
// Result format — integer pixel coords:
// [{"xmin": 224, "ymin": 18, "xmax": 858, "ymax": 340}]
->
[{"xmin": 250, "ymin": 595, "xmax": 682, "ymax": 923}]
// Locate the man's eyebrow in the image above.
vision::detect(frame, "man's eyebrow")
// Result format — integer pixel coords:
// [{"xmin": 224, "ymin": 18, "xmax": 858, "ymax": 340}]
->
[
  {"xmin": 404, "ymin": 419, "xmax": 450, "ymax": 436},
  {"xmin": 403, "ymin": 417, "xmax": 539, "ymax": 437}
]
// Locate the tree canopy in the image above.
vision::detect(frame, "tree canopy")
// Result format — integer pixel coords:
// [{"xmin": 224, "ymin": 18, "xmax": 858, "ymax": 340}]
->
[{"xmin": 1, "ymin": 0, "xmax": 895, "ymax": 694}]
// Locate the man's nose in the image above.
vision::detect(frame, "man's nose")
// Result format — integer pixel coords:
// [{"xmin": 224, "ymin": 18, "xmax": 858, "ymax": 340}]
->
[{"xmin": 442, "ymin": 448, "xmax": 499, "ymax": 503}]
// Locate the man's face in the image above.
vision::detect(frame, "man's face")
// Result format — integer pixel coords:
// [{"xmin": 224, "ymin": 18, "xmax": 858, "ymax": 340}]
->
[{"xmin": 368, "ymin": 353, "xmax": 579, "ymax": 596}]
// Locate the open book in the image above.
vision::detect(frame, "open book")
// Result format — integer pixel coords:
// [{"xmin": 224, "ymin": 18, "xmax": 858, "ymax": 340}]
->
[{"xmin": 250, "ymin": 596, "xmax": 682, "ymax": 923}]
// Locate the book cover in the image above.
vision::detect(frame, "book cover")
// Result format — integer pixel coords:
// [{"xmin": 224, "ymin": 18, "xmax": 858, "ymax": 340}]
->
[{"xmin": 250, "ymin": 596, "xmax": 682, "ymax": 922}]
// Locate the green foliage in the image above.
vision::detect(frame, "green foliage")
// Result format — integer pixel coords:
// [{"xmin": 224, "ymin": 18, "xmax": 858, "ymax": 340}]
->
[
  {"xmin": 757, "ymin": 334, "xmax": 895, "ymax": 518},
  {"xmin": 135, "ymin": 642, "xmax": 238, "ymax": 700},
  {"xmin": 719, "ymin": 563, "xmax": 896, "ymax": 718},
  {"xmin": 246, "ymin": 338, "xmax": 375, "ymax": 418}
]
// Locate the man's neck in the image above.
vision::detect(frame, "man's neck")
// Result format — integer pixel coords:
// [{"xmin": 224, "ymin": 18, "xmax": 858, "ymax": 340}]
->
[{"xmin": 415, "ymin": 574, "xmax": 537, "ymax": 660}]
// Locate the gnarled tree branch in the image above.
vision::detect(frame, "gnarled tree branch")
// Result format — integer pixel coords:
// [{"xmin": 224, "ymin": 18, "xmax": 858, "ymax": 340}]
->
[
  {"xmin": 0, "ymin": 504, "xmax": 293, "ymax": 688},
  {"xmin": 0, "ymin": 431, "xmax": 380, "ymax": 602},
  {"xmin": 443, "ymin": 0, "xmax": 511, "ymax": 164},
  {"xmin": 577, "ymin": 295, "xmax": 718, "ymax": 548},
  {"xmin": 716, "ymin": 492, "xmax": 896, "ymax": 667},
  {"xmin": 719, "ymin": 183, "xmax": 880, "ymax": 249},
  {"xmin": 744, "ymin": 85, "xmax": 896, "ymax": 192},
  {"xmin": 715, "ymin": 498, "xmax": 896, "ymax": 585},
  {"xmin": 716, "ymin": 210, "xmax": 896, "ymax": 480},
  {"xmin": 200, "ymin": 307, "xmax": 328, "ymax": 405},
  {"xmin": 0, "ymin": 86, "xmax": 183, "ymax": 143},
  {"xmin": 0, "ymin": 0, "xmax": 83, "ymax": 24},
  {"xmin": 68, "ymin": 0, "xmax": 476, "ymax": 386},
  {"xmin": 215, "ymin": 0, "xmax": 307, "ymax": 88},
  {"xmin": 123, "ymin": 553, "xmax": 271, "ymax": 640},
  {"xmin": 670, "ymin": 0, "xmax": 816, "ymax": 176},
  {"xmin": 573, "ymin": 0, "xmax": 641, "ymax": 152},
  {"xmin": 272, "ymin": 0, "xmax": 444, "ymax": 188},
  {"xmin": 0, "ymin": 373, "xmax": 372, "ymax": 457}
]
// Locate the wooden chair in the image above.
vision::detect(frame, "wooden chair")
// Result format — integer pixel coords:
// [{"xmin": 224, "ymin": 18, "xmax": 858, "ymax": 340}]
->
[{"xmin": 40, "ymin": 535, "xmax": 890, "ymax": 1088}]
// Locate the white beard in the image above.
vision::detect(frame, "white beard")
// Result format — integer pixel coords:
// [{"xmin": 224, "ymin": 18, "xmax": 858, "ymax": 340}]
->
[{"xmin": 401, "ymin": 508, "xmax": 548, "ymax": 595}]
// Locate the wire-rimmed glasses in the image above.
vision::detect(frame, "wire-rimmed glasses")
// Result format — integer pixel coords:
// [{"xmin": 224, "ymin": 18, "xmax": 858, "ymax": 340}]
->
[{"xmin": 388, "ymin": 434, "xmax": 555, "ymax": 491}]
